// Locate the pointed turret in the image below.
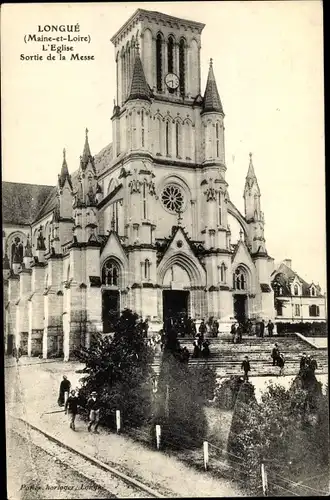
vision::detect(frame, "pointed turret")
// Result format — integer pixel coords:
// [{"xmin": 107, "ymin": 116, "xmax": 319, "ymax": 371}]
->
[
  {"xmin": 244, "ymin": 153, "xmax": 261, "ymax": 221},
  {"xmin": 244, "ymin": 153, "xmax": 260, "ymax": 193},
  {"xmin": 202, "ymin": 59, "xmax": 224, "ymax": 115},
  {"xmin": 80, "ymin": 128, "xmax": 95, "ymax": 171},
  {"xmin": 126, "ymin": 42, "xmax": 151, "ymax": 103},
  {"xmin": 58, "ymin": 148, "xmax": 73, "ymax": 190}
]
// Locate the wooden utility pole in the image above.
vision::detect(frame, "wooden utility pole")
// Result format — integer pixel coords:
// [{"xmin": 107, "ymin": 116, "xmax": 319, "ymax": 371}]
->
[{"xmin": 261, "ymin": 463, "xmax": 268, "ymax": 496}]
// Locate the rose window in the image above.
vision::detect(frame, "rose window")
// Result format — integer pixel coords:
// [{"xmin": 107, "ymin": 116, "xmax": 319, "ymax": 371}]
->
[{"xmin": 161, "ymin": 184, "xmax": 185, "ymax": 213}]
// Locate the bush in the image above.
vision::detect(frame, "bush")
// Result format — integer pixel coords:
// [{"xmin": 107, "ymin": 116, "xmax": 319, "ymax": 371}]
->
[
  {"xmin": 276, "ymin": 321, "xmax": 327, "ymax": 336},
  {"xmin": 226, "ymin": 377, "xmax": 329, "ymax": 496},
  {"xmin": 153, "ymin": 344, "xmax": 208, "ymax": 450},
  {"xmin": 74, "ymin": 309, "xmax": 155, "ymax": 429}
]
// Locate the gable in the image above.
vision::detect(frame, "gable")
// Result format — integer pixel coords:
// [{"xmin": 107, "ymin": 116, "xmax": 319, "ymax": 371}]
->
[
  {"xmin": 100, "ymin": 231, "xmax": 128, "ymax": 268},
  {"xmin": 232, "ymin": 240, "xmax": 255, "ymax": 271},
  {"xmin": 157, "ymin": 227, "xmax": 206, "ymax": 286}
]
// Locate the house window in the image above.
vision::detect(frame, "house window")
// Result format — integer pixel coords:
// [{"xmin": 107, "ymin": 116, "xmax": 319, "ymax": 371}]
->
[
  {"xmin": 216, "ymin": 123, "xmax": 220, "ymax": 157},
  {"xmin": 309, "ymin": 305, "xmax": 320, "ymax": 317},
  {"xmin": 294, "ymin": 304, "xmax": 300, "ymax": 316},
  {"xmin": 102, "ymin": 260, "xmax": 119, "ymax": 286},
  {"xmin": 276, "ymin": 302, "xmax": 283, "ymax": 316},
  {"xmin": 294, "ymin": 284, "xmax": 299, "ymax": 296},
  {"xmin": 310, "ymin": 287, "xmax": 316, "ymax": 297},
  {"xmin": 156, "ymin": 34, "xmax": 163, "ymax": 92},
  {"xmin": 179, "ymin": 38, "xmax": 185, "ymax": 96}
]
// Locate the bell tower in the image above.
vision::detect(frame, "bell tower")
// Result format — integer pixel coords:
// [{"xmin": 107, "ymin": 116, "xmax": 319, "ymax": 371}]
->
[{"xmin": 111, "ymin": 9, "xmax": 205, "ymax": 105}]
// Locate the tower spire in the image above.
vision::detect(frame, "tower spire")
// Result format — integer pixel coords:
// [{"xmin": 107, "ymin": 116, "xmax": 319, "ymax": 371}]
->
[
  {"xmin": 80, "ymin": 127, "xmax": 95, "ymax": 171},
  {"xmin": 126, "ymin": 48, "xmax": 151, "ymax": 103},
  {"xmin": 202, "ymin": 59, "xmax": 224, "ymax": 114},
  {"xmin": 244, "ymin": 152, "xmax": 260, "ymax": 192},
  {"xmin": 58, "ymin": 148, "xmax": 73, "ymax": 190}
]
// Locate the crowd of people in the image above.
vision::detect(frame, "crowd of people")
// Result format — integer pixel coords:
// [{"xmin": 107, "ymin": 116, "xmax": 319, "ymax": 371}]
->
[{"xmin": 230, "ymin": 318, "xmax": 275, "ymax": 343}]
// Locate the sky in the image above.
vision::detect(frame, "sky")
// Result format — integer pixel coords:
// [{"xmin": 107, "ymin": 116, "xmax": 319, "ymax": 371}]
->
[{"xmin": 1, "ymin": 1, "xmax": 326, "ymax": 290}]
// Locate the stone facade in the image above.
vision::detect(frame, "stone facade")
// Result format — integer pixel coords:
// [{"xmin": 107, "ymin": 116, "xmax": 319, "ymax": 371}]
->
[{"xmin": 3, "ymin": 9, "xmax": 324, "ymax": 360}]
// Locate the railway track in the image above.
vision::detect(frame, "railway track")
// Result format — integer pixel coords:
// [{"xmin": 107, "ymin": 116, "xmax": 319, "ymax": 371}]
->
[{"xmin": 11, "ymin": 417, "xmax": 168, "ymax": 498}]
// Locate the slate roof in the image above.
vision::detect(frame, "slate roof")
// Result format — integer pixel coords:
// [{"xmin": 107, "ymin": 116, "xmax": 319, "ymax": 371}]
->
[
  {"xmin": 127, "ymin": 51, "xmax": 151, "ymax": 102},
  {"xmin": 202, "ymin": 61, "xmax": 224, "ymax": 114},
  {"xmin": 3, "ymin": 142, "xmax": 114, "ymax": 225},
  {"xmin": 2, "ymin": 182, "xmax": 55, "ymax": 225},
  {"xmin": 271, "ymin": 262, "xmax": 323, "ymax": 297}
]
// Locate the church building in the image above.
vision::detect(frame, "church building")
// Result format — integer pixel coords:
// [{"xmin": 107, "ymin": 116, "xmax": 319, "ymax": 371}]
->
[{"xmin": 4, "ymin": 9, "xmax": 321, "ymax": 360}]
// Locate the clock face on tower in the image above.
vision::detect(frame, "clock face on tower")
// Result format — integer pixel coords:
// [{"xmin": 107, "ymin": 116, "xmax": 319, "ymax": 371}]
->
[{"xmin": 165, "ymin": 73, "xmax": 179, "ymax": 90}]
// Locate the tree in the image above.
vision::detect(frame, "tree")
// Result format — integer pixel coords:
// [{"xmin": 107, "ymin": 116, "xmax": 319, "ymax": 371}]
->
[
  {"xmin": 227, "ymin": 378, "xmax": 329, "ymax": 496},
  {"xmin": 75, "ymin": 309, "xmax": 155, "ymax": 429},
  {"xmin": 153, "ymin": 340, "xmax": 208, "ymax": 450}
]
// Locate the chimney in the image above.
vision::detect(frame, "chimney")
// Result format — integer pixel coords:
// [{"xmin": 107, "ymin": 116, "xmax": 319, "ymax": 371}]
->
[{"xmin": 283, "ymin": 259, "xmax": 292, "ymax": 269}]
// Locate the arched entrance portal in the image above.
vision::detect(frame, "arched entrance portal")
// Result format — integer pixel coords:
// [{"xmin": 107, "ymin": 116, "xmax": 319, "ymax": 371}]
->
[{"xmin": 162, "ymin": 264, "xmax": 190, "ymax": 323}]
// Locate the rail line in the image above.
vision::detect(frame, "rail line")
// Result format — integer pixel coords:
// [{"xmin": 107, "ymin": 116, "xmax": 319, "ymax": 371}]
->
[{"xmin": 12, "ymin": 417, "xmax": 168, "ymax": 498}]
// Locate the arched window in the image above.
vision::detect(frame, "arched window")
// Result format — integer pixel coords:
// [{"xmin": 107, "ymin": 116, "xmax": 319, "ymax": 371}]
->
[
  {"xmin": 216, "ymin": 123, "xmax": 220, "ymax": 157},
  {"xmin": 218, "ymin": 192, "xmax": 222, "ymax": 225},
  {"xmin": 142, "ymin": 181, "xmax": 147, "ymax": 219},
  {"xmin": 294, "ymin": 304, "xmax": 300, "ymax": 316},
  {"xmin": 220, "ymin": 263, "xmax": 226, "ymax": 283},
  {"xmin": 179, "ymin": 38, "xmax": 185, "ymax": 96},
  {"xmin": 141, "ymin": 110, "xmax": 145, "ymax": 147},
  {"xmin": 234, "ymin": 268, "xmax": 247, "ymax": 291},
  {"xmin": 310, "ymin": 287, "xmax": 316, "ymax": 297},
  {"xmin": 165, "ymin": 121, "xmax": 170, "ymax": 156},
  {"xmin": 144, "ymin": 259, "xmax": 150, "ymax": 280},
  {"xmin": 156, "ymin": 34, "xmax": 163, "ymax": 92},
  {"xmin": 175, "ymin": 122, "xmax": 180, "ymax": 157},
  {"xmin": 102, "ymin": 260, "xmax": 120, "ymax": 286},
  {"xmin": 167, "ymin": 36, "xmax": 174, "ymax": 75},
  {"xmin": 294, "ymin": 284, "xmax": 299, "ymax": 296}
]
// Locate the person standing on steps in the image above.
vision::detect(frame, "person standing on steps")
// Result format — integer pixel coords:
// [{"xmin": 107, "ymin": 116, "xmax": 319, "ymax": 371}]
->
[
  {"xmin": 241, "ymin": 356, "xmax": 251, "ymax": 382},
  {"xmin": 58, "ymin": 375, "xmax": 71, "ymax": 407},
  {"xmin": 277, "ymin": 352, "xmax": 285, "ymax": 376},
  {"xmin": 87, "ymin": 391, "xmax": 101, "ymax": 433},
  {"xmin": 267, "ymin": 320, "xmax": 274, "ymax": 337},
  {"xmin": 230, "ymin": 323, "xmax": 236, "ymax": 343},
  {"xmin": 260, "ymin": 319, "xmax": 265, "ymax": 338},
  {"xmin": 65, "ymin": 389, "xmax": 79, "ymax": 431},
  {"xmin": 271, "ymin": 343, "xmax": 280, "ymax": 366}
]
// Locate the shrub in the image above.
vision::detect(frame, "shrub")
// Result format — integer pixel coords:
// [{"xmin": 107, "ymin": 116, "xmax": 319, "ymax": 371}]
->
[
  {"xmin": 226, "ymin": 377, "xmax": 329, "ymax": 496},
  {"xmin": 75, "ymin": 309, "xmax": 155, "ymax": 429},
  {"xmin": 153, "ymin": 343, "xmax": 208, "ymax": 450}
]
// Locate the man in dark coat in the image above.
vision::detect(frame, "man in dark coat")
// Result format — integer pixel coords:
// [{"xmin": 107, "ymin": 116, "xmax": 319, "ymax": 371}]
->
[
  {"xmin": 87, "ymin": 391, "xmax": 101, "ymax": 433},
  {"xmin": 199, "ymin": 319, "xmax": 207, "ymax": 341},
  {"xmin": 260, "ymin": 320, "xmax": 265, "ymax": 338},
  {"xmin": 230, "ymin": 323, "xmax": 236, "ymax": 343},
  {"xmin": 58, "ymin": 375, "xmax": 71, "ymax": 407},
  {"xmin": 65, "ymin": 389, "xmax": 79, "ymax": 430},
  {"xmin": 241, "ymin": 356, "xmax": 251, "ymax": 382},
  {"xmin": 309, "ymin": 355, "xmax": 318, "ymax": 373},
  {"xmin": 271, "ymin": 343, "xmax": 280, "ymax": 366},
  {"xmin": 267, "ymin": 320, "xmax": 274, "ymax": 337}
]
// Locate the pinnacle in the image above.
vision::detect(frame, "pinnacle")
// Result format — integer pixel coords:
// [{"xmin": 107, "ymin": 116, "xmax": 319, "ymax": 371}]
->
[
  {"xmin": 127, "ymin": 50, "xmax": 151, "ymax": 103},
  {"xmin": 202, "ymin": 59, "xmax": 224, "ymax": 114},
  {"xmin": 80, "ymin": 128, "xmax": 95, "ymax": 172}
]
